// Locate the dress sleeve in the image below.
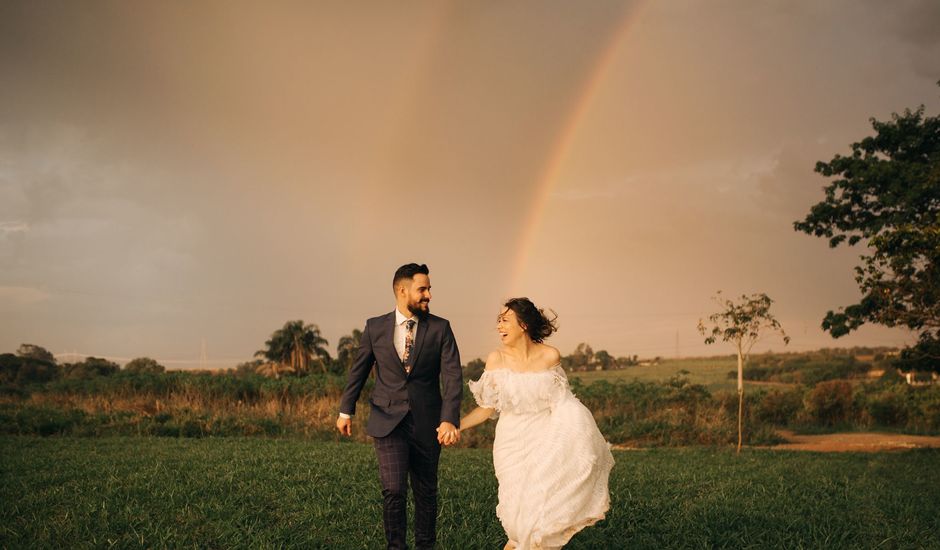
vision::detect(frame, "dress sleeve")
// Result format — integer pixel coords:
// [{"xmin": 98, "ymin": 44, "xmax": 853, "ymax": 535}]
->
[
  {"xmin": 547, "ymin": 366, "xmax": 571, "ymax": 411},
  {"xmin": 467, "ymin": 371, "xmax": 501, "ymax": 418}
]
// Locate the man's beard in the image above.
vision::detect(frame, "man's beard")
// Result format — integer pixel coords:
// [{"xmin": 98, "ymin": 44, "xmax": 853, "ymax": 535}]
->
[{"xmin": 408, "ymin": 300, "xmax": 430, "ymax": 318}]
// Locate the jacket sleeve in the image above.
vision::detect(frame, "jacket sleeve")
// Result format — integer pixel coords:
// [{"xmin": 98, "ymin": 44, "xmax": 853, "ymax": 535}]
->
[
  {"xmin": 339, "ymin": 321, "xmax": 375, "ymax": 416},
  {"xmin": 438, "ymin": 320, "xmax": 463, "ymax": 427}
]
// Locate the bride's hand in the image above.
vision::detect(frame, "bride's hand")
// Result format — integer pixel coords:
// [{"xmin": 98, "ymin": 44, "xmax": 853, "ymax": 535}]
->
[{"xmin": 436, "ymin": 422, "xmax": 460, "ymax": 446}]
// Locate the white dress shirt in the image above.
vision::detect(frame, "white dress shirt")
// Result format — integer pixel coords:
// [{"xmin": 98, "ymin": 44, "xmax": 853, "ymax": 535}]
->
[{"xmin": 394, "ymin": 307, "xmax": 418, "ymax": 361}]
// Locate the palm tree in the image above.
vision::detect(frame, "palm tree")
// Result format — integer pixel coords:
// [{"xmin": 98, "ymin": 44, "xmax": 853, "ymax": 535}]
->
[
  {"xmin": 255, "ymin": 320, "xmax": 331, "ymax": 375},
  {"xmin": 254, "ymin": 361, "xmax": 295, "ymax": 379},
  {"xmin": 336, "ymin": 329, "xmax": 363, "ymax": 371}
]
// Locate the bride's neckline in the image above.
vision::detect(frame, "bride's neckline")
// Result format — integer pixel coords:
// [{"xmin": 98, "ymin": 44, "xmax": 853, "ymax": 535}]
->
[{"xmin": 489, "ymin": 362, "xmax": 563, "ymax": 375}]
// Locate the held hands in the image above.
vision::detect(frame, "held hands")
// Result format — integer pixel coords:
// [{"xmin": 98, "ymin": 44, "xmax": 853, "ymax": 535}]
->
[{"xmin": 436, "ymin": 421, "xmax": 460, "ymax": 446}]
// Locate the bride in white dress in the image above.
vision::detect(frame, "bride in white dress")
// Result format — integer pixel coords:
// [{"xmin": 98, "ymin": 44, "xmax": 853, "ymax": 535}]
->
[{"xmin": 460, "ymin": 298, "xmax": 614, "ymax": 550}]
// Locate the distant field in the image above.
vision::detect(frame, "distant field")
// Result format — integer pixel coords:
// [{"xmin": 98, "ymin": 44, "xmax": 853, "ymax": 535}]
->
[
  {"xmin": 570, "ymin": 356, "xmax": 747, "ymax": 392},
  {"xmin": 2, "ymin": 437, "xmax": 938, "ymax": 548}
]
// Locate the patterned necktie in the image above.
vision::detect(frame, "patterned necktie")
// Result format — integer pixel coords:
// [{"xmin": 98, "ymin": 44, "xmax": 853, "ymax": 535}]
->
[{"xmin": 402, "ymin": 319, "xmax": 416, "ymax": 372}]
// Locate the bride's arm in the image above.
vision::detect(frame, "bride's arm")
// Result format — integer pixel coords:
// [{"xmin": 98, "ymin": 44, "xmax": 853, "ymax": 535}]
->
[
  {"xmin": 459, "ymin": 406, "xmax": 495, "ymax": 431},
  {"xmin": 461, "ymin": 351, "xmax": 501, "ymax": 431}
]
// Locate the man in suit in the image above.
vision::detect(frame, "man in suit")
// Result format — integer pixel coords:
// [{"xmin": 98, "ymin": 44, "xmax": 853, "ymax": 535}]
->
[{"xmin": 337, "ymin": 263, "xmax": 463, "ymax": 550}]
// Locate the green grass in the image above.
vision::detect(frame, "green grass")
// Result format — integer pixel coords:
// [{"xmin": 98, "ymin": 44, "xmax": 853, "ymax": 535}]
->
[
  {"xmin": 571, "ymin": 357, "xmax": 740, "ymax": 392},
  {"xmin": 570, "ymin": 356, "xmax": 806, "ymax": 393},
  {"xmin": 2, "ymin": 437, "xmax": 939, "ymax": 549}
]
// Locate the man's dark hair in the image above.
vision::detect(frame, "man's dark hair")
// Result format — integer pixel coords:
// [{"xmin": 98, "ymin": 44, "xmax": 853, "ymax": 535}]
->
[{"xmin": 393, "ymin": 263, "xmax": 430, "ymax": 289}]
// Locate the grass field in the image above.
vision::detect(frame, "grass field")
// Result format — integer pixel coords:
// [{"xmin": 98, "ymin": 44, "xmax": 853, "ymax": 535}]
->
[
  {"xmin": 569, "ymin": 356, "xmax": 818, "ymax": 395},
  {"xmin": 570, "ymin": 357, "xmax": 742, "ymax": 392},
  {"xmin": 2, "ymin": 437, "xmax": 938, "ymax": 549}
]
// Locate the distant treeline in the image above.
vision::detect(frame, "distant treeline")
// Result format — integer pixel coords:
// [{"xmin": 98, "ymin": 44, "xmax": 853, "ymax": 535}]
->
[
  {"xmin": 2, "ymin": 346, "xmax": 939, "ymax": 446},
  {"xmin": 737, "ymin": 348, "xmax": 901, "ymax": 386}
]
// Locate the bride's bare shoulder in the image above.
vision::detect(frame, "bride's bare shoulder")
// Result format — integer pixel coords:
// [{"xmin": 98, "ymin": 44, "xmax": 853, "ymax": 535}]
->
[
  {"xmin": 484, "ymin": 350, "xmax": 504, "ymax": 371},
  {"xmin": 539, "ymin": 345, "xmax": 561, "ymax": 366}
]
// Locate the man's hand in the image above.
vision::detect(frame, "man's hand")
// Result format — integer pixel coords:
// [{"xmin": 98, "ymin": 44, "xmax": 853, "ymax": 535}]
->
[
  {"xmin": 436, "ymin": 421, "xmax": 460, "ymax": 446},
  {"xmin": 336, "ymin": 415, "xmax": 352, "ymax": 436}
]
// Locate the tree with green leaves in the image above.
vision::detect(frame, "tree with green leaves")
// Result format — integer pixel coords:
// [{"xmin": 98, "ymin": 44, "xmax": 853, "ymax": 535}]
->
[
  {"xmin": 463, "ymin": 358, "xmax": 486, "ymax": 381},
  {"xmin": 255, "ymin": 320, "xmax": 331, "ymax": 375},
  {"xmin": 698, "ymin": 292, "xmax": 789, "ymax": 453},
  {"xmin": 567, "ymin": 342, "xmax": 594, "ymax": 371},
  {"xmin": 123, "ymin": 357, "xmax": 165, "ymax": 374},
  {"xmin": 63, "ymin": 357, "xmax": 120, "ymax": 379},
  {"xmin": 16, "ymin": 343, "xmax": 56, "ymax": 364},
  {"xmin": 594, "ymin": 350, "xmax": 614, "ymax": 370},
  {"xmin": 336, "ymin": 328, "xmax": 363, "ymax": 372},
  {"xmin": 0, "ymin": 353, "xmax": 59, "ymax": 385},
  {"xmin": 794, "ymin": 95, "xmax": 939, "ymax": 373}
]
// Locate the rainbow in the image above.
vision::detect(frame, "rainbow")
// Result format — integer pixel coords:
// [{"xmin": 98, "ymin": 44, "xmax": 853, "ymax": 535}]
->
[{"xmin": 508, "ymin": 2, "xmax": 648, "ymax": 293}]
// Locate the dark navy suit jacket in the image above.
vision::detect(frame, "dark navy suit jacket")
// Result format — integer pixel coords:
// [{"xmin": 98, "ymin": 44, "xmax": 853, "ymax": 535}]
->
[{"xmin": 339, "ymin": 311, "xmax": 463, "ymax": 445}]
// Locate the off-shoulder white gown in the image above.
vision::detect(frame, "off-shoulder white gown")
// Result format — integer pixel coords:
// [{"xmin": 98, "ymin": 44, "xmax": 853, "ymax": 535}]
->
[{"xmin": 468, "ymin": 365, "xmax": 614, "ymax": 550}]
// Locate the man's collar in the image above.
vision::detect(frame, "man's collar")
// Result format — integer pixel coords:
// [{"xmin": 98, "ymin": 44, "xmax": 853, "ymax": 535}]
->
[{"xmin": 395, "ymin": 307, "xmax": 416, "ymax": 325}]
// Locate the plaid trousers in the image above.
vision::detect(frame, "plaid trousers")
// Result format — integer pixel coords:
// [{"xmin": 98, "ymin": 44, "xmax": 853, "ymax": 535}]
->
[{"xmin": 372, "ymin": 412, "xmax": 441, "ymax": 550}]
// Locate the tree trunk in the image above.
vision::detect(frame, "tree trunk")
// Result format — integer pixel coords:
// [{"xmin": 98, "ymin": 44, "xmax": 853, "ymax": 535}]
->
[{"xmin": 737, "ymin": 347, "xmax": 744, "ymax": 454}]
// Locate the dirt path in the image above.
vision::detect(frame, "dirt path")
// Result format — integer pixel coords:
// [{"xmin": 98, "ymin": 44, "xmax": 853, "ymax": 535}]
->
[{"xmin": 771, "ymin": 430, "xmax": 940, "ymax": 452}]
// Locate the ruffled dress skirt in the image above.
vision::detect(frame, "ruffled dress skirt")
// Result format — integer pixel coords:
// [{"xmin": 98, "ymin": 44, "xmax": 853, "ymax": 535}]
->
[{"xmin": 469, "ymin": 367, "xmax": 614, "ymax": 549}]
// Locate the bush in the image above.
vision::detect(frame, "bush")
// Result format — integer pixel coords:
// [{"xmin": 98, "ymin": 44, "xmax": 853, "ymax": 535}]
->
[
  {"xmin": 754, "ymin": 388, "xmax": 804, "ymax": 425},
  {"xmin": 805, "ymin": 380, "xmax": 855, "ymax": 426},
  {"xmin": 741, "ymin": 351, "xmax": 874, "ymax": 385},
  {"xmin": 0, "ymin": 405, "xmax": 88, "ymax": 436},
  {"xmin": 123, "ymin": 357, "xmax": 165, "ymax": 374},
  {"xmin": 63, "ymin": 357, "xmax": 120, "ymax": 379},
  {"xmin": 865, "ymin": 386, "xmax": 912, "ymax": 426},
  {"xmin": 923, "ymin": 395, "xmax": 940, "ymax": 431},
  {"xmin": 801, "ymin": 358, "xmax": 869, "ymax": 386},
  {"xmin": 879, "ymin": 368, "xmax": 905, "ymax": 384},
  {"xmin": 0, "ymin": 353, "xmax": 60, "ymax": 385}
]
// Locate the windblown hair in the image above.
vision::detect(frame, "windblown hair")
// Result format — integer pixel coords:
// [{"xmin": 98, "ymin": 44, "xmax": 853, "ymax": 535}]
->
[
  {"xmin": 503, "ymin": 297, "xmax": 558, "ymax": 343},
  {"xmin": 392, "ymin": 263, "xmax": 430, "ymax": 289}
]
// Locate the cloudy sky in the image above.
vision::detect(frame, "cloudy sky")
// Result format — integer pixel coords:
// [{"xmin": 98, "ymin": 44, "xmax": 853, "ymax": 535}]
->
[{"xmin": 2, "ymin": 0, "xmax": 939, "ymax": 367}]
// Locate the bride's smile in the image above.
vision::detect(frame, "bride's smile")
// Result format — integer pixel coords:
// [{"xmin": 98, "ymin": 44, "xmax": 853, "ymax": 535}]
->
[{"xmin": 497, "ymin": 309, "xmax": 526, "ymax": 345}]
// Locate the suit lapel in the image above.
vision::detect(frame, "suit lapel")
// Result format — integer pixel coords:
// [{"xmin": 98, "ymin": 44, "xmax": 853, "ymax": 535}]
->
[
  {"xmin": 405, "ymin": 317, "xmax": 428, "ymax": 374},
  {"xmin": 378, "ymin": 312, "xmax": 400, "ymax": 369}
]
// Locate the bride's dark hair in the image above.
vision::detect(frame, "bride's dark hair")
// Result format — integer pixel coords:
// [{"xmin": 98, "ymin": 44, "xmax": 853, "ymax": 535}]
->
[{"xmin": 503, "ymin": 297, "xmax": 558, "ymax": 343}]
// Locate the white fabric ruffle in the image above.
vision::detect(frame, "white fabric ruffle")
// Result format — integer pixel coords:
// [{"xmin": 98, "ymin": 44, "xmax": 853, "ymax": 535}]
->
[
  {"xmin": 468, "ymin": 365, "xmax": 570, "ymax": 415},
  {"xmin": 467, "ymin": 365, "xmax": 614, "ymax": 550}
]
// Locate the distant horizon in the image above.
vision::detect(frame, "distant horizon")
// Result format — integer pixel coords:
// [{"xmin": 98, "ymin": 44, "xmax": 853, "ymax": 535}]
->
[{"xmin": 28, "ymin": 340, "xmax": 905, "ymax": 371}]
